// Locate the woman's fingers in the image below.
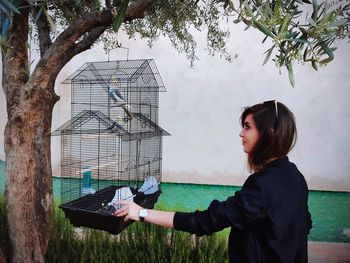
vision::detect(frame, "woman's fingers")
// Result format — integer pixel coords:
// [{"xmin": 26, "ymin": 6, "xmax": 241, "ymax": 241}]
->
[
  {"xmin": 113, "ymin": 201, "xmax": 141, "ymax": 221},
  {"xmin": 114, "ymin": 204, "xmax": 129, "ymax": 217}
]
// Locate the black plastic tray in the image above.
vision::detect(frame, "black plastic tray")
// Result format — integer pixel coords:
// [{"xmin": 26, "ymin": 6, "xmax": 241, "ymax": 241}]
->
[{"xmin": 59, "ymin": 185, "xmax": 161, "ymax": 234}]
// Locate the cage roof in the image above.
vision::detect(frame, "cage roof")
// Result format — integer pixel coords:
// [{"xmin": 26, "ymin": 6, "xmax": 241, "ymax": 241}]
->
[
  {"xmin": 51, "ymin": 110, "xmax": 127, "ymax": 136},
  {"xmin": 52, "ymin": 110, "xmax": 170, "ymax": 141},
  {"xmin": 62, "ymin": 59, "xmax": 166, "ymax": 92}
]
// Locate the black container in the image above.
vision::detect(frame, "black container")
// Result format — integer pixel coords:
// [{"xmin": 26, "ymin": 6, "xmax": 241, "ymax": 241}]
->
[{"xmin": 59, "ymin": 185, "xmax": 161, "ymax": 235}]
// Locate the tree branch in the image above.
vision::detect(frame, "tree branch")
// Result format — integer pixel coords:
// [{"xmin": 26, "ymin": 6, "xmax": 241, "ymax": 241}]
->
[
  {"xmin": 31, "ymin": 0, "xmax": 155, "ymax": 87},
  {"xmin": 49, "ymin": 26, "xmax": 107, "ymax": 87},
  {"xmin": 33, "ymin": 6, "xmax": 52, "ymax": 57},
  {"xmin": 125, "ymin": 0, "xmax": 154, "ymax": 20}
]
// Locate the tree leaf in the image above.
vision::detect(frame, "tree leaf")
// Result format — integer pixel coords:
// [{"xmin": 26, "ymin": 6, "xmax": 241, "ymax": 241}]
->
[
  {"xmin": 308, "ymin": 18, "xmax": 317, "ymax": 27},
  {"xmin": 243, "ymin": 1, "xmax": 254, "ymax": 17},
  {"xmin": 1, "ymin": 17, "xmax": 10, "ymax": 39},
  {"xmin": 253, "ymin": 19, "xmax": 276, "ymax": 38},
  {"xmin": 0, "ymin": 0, "xmax": 20, "ymax": 14},
  {"xmin": 262, "ymin": 46, "xmax": 274, "ymax": 65},
  {"xmin": 312, "ymin": 0, "xmax": 318, "ymax": 20},
  {"xmin": 320, "ymin": 42, "xmax": 334, "ymax": 60},
  {"xmin": 279, "ymin": 15, "xmax": 290, "ymax": 34},
  {"xmin": 319, "ymin": 57, "xmax": 333, "ymax": 64},
  {"xmin": 261, "ymin": 35, "xmax": 268, "ymax": 43},
  {"xmin": 112, "ymin": 0, "xmax": 130, "ymax": 32},
  {"xmin": 299, "ymin": 27, "xmax": 308, "ymax": 34},
  {"xmin": 34, "ymin": 6, "xmax": 44, "ymax": 24},
  {"xmin": 286, "ymin": 31, "xmax": 299, "ymax": 38},
  {"xmin": 324, "ymin": 0, "xmax": 329, "ymax": 18},
  {"xmin": 0, "ymin": 3, "xmax": 6, "ymax": 13},
  {"xmin": 329, "ymin": 19, "xmax": 347, "ymax": 27},
  {"xmin": 287, "ymin": 38, "xmax": 309, "ymax": 43},
  {"xmin": 303, "ymin": 46, "xmax": 309, "ymax": 61},
  {"xmin": 287, "ymin": 62, "xmax": 295, "ymax": 88}
]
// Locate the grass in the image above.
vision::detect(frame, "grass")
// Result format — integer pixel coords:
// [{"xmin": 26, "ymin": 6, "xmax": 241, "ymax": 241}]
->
[
  {"xmin": 0, "ymin": 195, "xmax": 9, "ymax": 260},
  {"xmin": 46, "ymin": 208, "xmax": 228, "ymax": 263},
  {"xmin": 0, "ymin": 196, "xmax": 228, "ymax": 262}
]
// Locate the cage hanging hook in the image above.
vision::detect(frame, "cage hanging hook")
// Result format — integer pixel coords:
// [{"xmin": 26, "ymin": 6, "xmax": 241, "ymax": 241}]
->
[{"xmin": 107, "ymin": 45, "xmax": 129, "ymax": 61}]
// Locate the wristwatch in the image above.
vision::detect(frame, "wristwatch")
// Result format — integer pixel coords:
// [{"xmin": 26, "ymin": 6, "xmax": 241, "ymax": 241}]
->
[{"xmin": 139, "ymin": 208, "xmax": 148, "ymax": 222}]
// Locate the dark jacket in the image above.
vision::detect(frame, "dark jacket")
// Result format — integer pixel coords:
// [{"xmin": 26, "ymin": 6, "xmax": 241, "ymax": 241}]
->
[{"xmin": 173, "ymin": 157, "xmax": 312, "ymax": 263}]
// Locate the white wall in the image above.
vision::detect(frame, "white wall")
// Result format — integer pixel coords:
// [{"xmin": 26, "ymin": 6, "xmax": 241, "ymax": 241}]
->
[{"xmin": 2, "ymin": 21, "xmax": 350, "ymax": 191}]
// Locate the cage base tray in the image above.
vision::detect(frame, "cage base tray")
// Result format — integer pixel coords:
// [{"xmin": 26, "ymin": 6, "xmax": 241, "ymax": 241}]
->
[{"xmin": 59, "ymin": 185, "xmax": 161, "ymax": 235}]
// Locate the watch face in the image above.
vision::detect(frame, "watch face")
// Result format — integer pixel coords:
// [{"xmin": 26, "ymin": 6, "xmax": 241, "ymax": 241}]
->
[{"xmin": 140, "ymin": 209, "xmax": 148, "ymax": 217}]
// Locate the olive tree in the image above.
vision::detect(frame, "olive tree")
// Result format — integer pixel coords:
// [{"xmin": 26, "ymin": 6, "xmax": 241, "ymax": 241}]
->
[{"xmin": 0, "ymin": 0, "xmax": 348, "ymax": 262}]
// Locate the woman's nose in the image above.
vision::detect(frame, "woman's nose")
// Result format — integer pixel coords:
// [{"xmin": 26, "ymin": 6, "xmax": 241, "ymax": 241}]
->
[{"xmin": 239, "ymin": 130, "xmax": 244, "ymax": 138}]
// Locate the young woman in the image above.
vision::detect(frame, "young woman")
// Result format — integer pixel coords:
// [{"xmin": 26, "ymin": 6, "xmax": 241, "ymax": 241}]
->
[{"xmin": 114, "ymin": 101, "xmax": 312, "ymax": 263}]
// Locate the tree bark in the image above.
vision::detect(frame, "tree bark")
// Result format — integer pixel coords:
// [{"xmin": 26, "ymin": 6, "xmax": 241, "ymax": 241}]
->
[{"xmin": 4, "ymin": 83, "xmax": 56, "ymax": 263}]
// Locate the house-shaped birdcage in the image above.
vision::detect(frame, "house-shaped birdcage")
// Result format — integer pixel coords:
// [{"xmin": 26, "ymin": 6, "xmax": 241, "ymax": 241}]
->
[{"xmin": 52, "ymin": 59, "xmax": 170, "ymax": 234}]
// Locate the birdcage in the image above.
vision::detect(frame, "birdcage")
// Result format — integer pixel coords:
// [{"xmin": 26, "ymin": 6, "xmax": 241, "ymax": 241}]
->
[{"xmin": 52, "ymin": 59, "xmax": 170, "ymax": 234}]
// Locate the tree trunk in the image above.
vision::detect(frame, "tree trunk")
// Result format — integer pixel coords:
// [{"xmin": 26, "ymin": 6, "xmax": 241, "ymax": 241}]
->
[
  {"xmin": 0, "ymin": 2, "xmax": 154, "ymax": 261},
  {"xmin": 4, "ymin": 81, "xmax": 56, "ymax": 262}
]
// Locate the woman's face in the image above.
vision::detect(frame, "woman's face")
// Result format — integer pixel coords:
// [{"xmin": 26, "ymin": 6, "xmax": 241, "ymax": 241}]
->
[{"xmin": 239, "ymin": 114, "xmax": 260, "ymax": 154}]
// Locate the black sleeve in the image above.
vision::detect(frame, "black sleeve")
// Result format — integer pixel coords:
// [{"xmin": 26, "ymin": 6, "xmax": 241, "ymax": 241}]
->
[{"xmin": 173, "ymin": 177, "xmax": 267, "ymax": 236}]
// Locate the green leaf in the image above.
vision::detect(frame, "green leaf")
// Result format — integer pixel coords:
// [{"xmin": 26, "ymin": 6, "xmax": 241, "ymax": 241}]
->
[
  {"xmin": 0, "ymin": 0, "xmax": 20, "ymax": 14},
  {"xmin": 308, "ymin": 18, "xmax": 317, "ymax": 27},
  {"xmin": 324, "ymin": 0, "xmax": 329, "ymax": 18},
  {"xmin": 0, "ymin": 3, "xmax": 7, "ymax": 13},
  {"xmin": 262, "ymin": 35, "xmax": 268, "ymax": 43},
  {"xmin": 112, "ymin": 0, "xmax": 130, "ymax": 32},
  {"xmin": 1, "ymin": 17, "xmax": 10, "ymax": 38},
  {"xmin": 263, "ymin": 2, "xmax": 272, "ymax": 16},
  {"xmin": 34, "ymin": 6, "xmax": 44, "ymax": 24},
  {"xmin": 287, "ymin": 62, "xmax": 295, "ymax": 88},
  {"xmin": 303, "ymin": 46, "xmax": 309, "ymax": 61},
  {"xmin": 253, "ymin": 19, "xmax": 276, "ymax": 38},
  {"xmin": 299, "ymin": 27, "xmax": 308, "ymax": 34},
  {"xmin": 312, "ymin": 60, "xmax": 318, "ymax": 70},
  {"xmin": 262, "ymin": 46, "xmax": 274, "ymax": 65},
  {"xmin": 243, "ymin": 1, "xmax": 254, "ymax": 17},
  {"xmin": 287, "ymin": 38, "xmax": 309, "ymax": 43},
  {"xmin": 320, "ymin": 42, "xmax": 334, "ymax": 59},
  {"xmin": 319, "ymin": 57, "xmax": 333, "ymax": 64},
  {"xmin": 329, "ymin": 19, "xmax": 347, "ymax": 27},
  {"xmin": 286, "ymin": 31, "xmax": 299, "ymax": 38},
  {"xmin": 312, "ymin": 0, "xmax": 318, "ymax": 20},
  {"xmin": 279, "ymin": 15, "xmax": 290, "ymax": 34}
]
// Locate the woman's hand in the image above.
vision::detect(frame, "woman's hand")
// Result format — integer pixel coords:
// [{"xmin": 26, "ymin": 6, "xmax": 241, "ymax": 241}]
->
[{"xmin": 114, "ymin": 200, "xmax": 142, "ymax": 222}]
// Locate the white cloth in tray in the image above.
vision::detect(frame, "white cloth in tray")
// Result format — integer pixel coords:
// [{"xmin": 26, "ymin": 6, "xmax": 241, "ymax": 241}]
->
[
  {"xmin": 138, "ymin": 176, "xmax": 159, "ymax": 195},
  {"xmin": 108, "ymin": 187, "xmax": 134, "ymax": 208}
]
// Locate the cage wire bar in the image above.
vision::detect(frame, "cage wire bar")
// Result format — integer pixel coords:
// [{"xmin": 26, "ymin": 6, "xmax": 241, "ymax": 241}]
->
[{"xmin": 52, "ymin": 59, "xmax": 169, "ymax": 234}]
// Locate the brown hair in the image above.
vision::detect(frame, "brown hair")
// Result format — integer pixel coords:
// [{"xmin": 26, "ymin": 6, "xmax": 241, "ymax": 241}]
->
[{"xmin": 240, "ymin": 101, "xmax": 297, "ymax": 172}]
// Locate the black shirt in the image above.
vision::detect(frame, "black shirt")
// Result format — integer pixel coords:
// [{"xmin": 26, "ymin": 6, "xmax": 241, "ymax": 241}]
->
[{"xmin": 173, "ymin": 157, "xmax": 312, "ymax": 263}]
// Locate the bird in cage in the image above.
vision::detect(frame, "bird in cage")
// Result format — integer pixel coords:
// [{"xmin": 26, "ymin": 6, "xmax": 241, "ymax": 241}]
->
[
  {"xmin": 109, "ymin": 87, "xmax": 126, "ymax": 103},
  {"xmin": 109, "ymin": 87, "xmax": 136, "ymax": 120}
]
